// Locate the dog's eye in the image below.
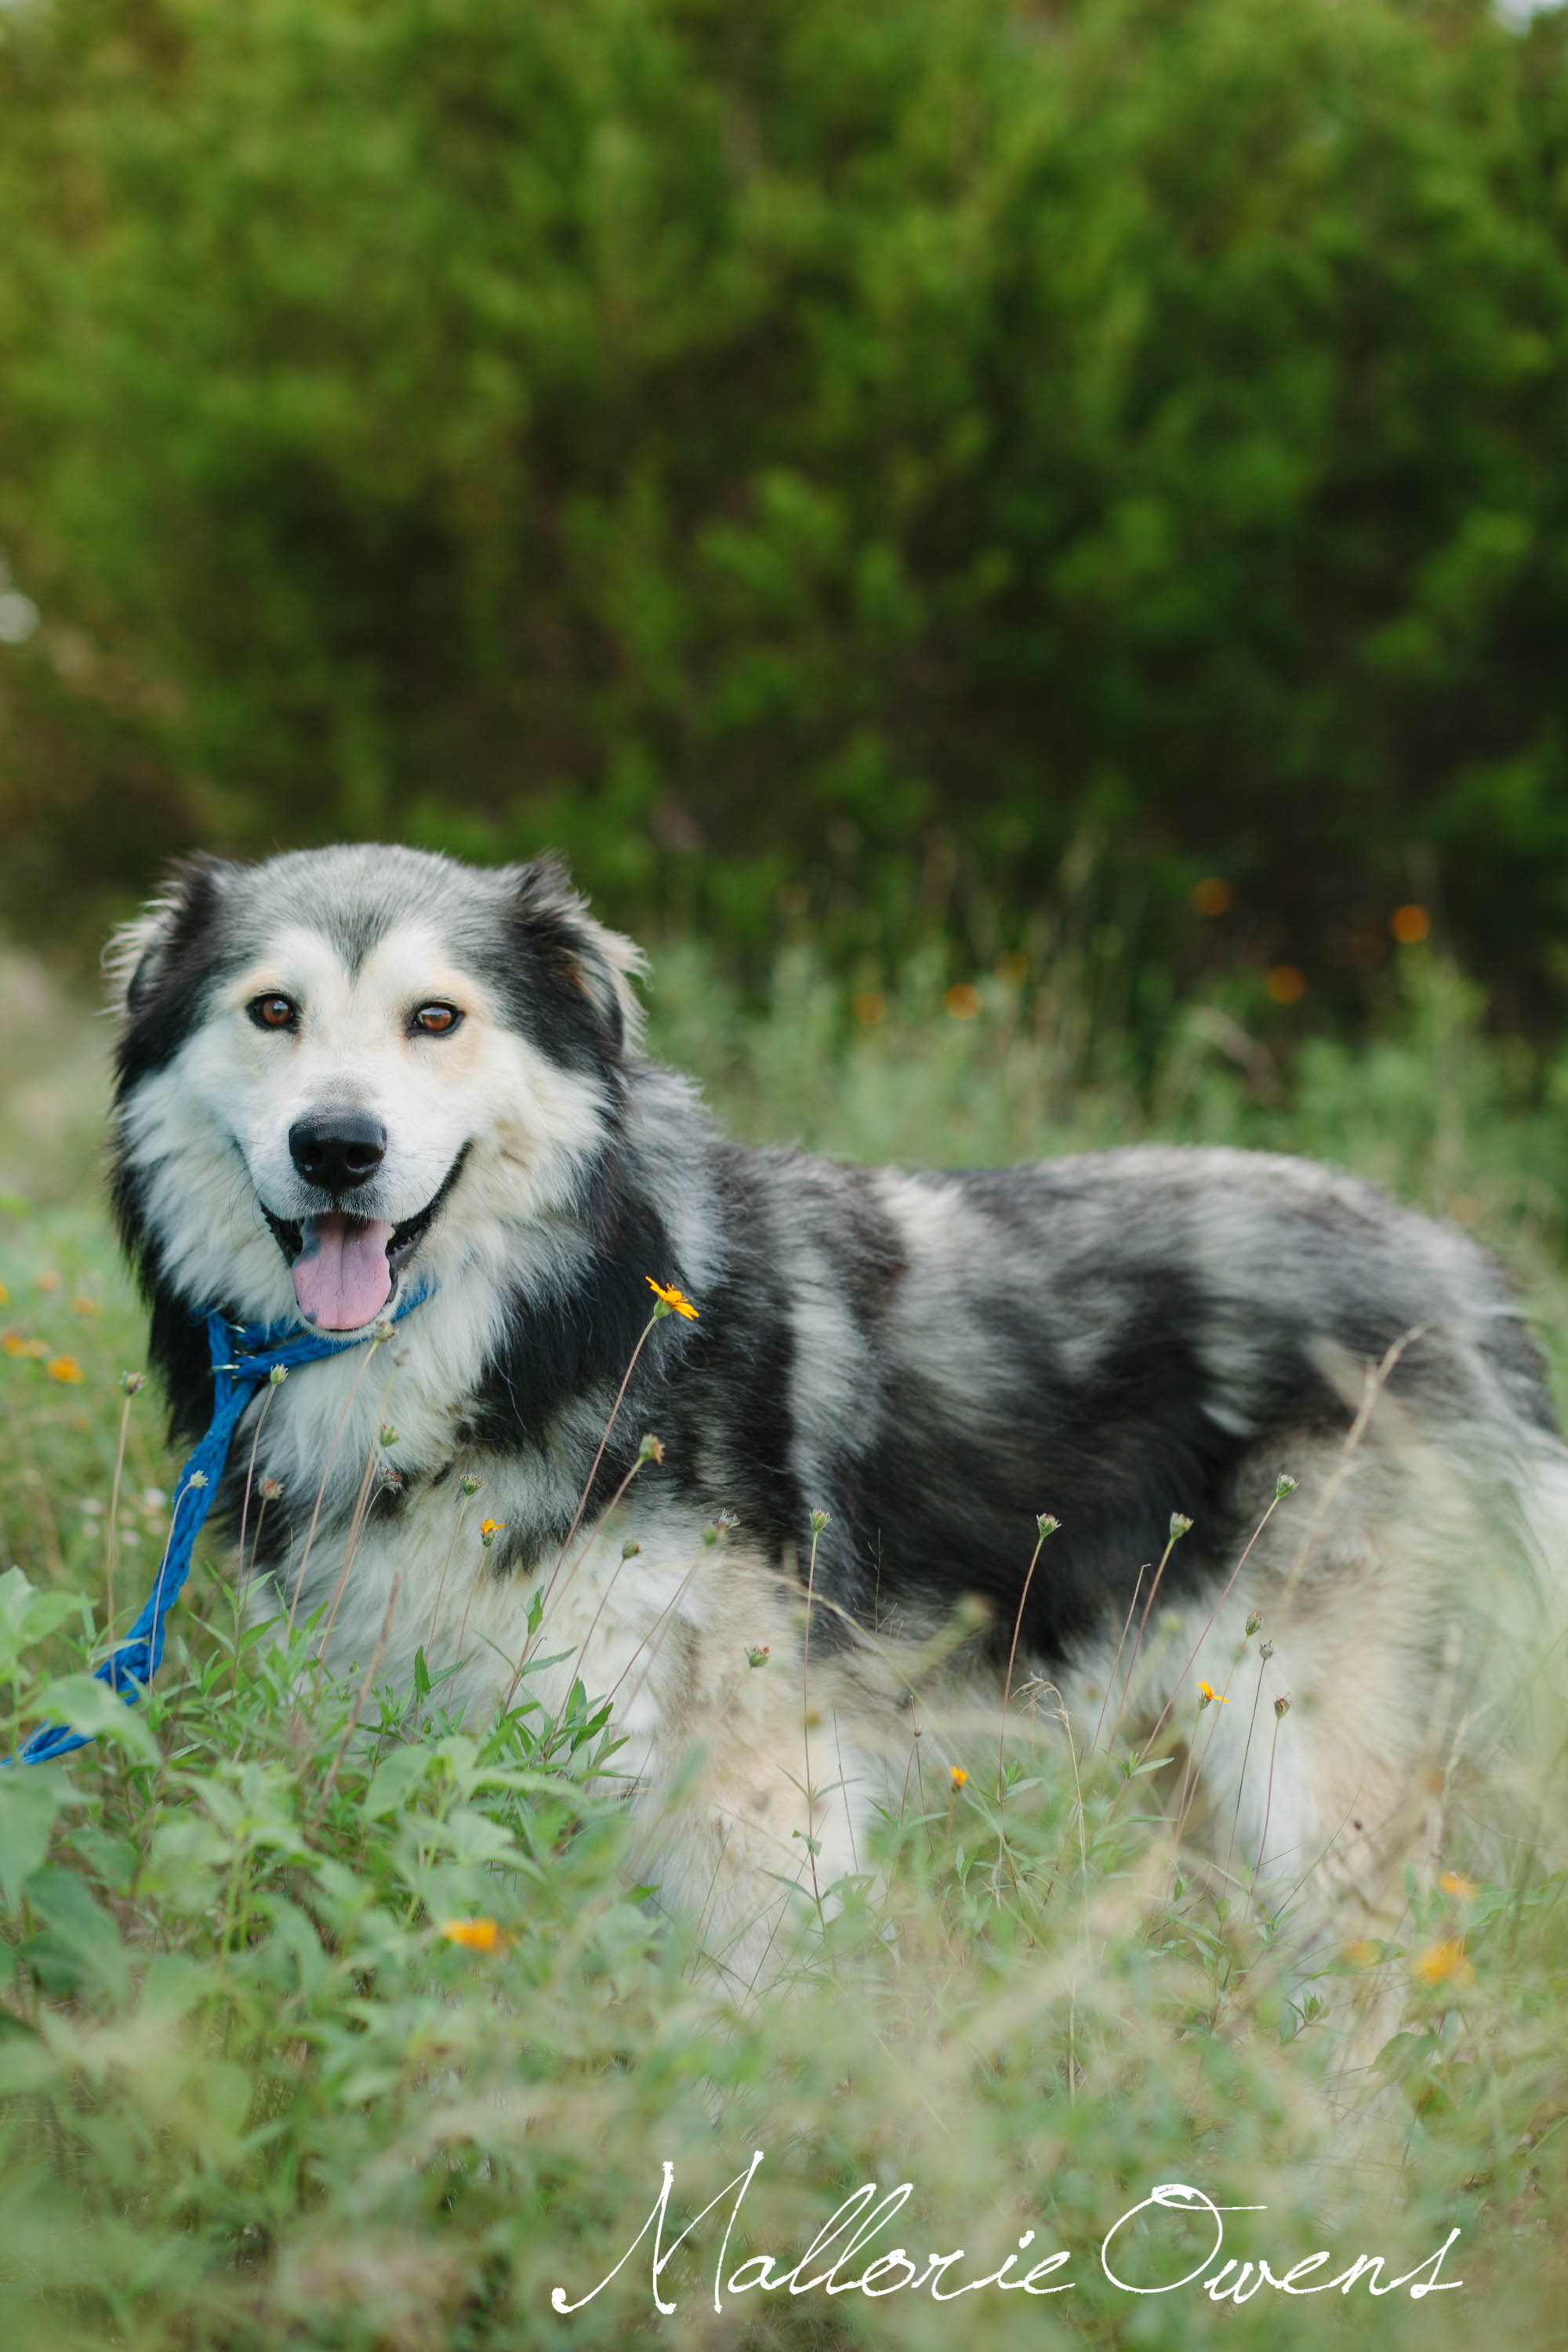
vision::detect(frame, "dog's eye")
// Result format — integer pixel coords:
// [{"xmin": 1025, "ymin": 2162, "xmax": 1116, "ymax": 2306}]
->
[
  {"xmin": 412, "ymin": 1003, "xmax": 462, "ymax": 1036},
  {"xmin": 248, "ymin": 994, "xmax": 298, "ymax": 1032}
]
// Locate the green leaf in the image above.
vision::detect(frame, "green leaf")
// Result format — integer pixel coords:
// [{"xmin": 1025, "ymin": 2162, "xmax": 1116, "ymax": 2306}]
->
[
  {"xmin": 361, "ymin": 1743, "xmax": 432, "ymax": 1822},
  {"xmin": 0, "ymin": 1770, "xmax": 71, "ymax": 1908},
  {"xmin": 21, "ymin": 1866, "xmax": 132, "ymax": 2007}
]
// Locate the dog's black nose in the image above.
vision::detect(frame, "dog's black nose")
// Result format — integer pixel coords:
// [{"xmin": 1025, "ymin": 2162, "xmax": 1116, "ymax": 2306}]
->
[{"xmin": 289, "ymin": 1110, "xmax": 387, "ymax": 1193}]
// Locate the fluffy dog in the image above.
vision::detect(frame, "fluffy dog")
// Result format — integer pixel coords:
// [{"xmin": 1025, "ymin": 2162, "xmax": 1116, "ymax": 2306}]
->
[{"xmin": 107, "ymin": 844, "xmax": 1568, "ymax": 1984}]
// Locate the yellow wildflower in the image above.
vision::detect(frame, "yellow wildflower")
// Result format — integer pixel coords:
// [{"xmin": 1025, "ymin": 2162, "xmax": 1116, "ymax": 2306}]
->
[
  {"xmin": 34, "ymin": 1269, "xmax": 60, "ymax": 1294},
  {"xmin": 950, "ymin": 1766, "xmax": 967, "ymax": 1788},
  {"xmin": 944, "ymin": 983, "xmax": 981, "ymax": 1021},
  {"xmin": 2, "ymin": 1330, "xmax": 25, "ymax": 1358},
  {"xmin": 1413, "ymin": 1936, "xmax": 1473, "ymax": 1989},
  {"xmin": 20, "ymin": 1338, "xmax": 47, "ymax": 1359},
  {"xmin": 71, "ymin": 1294, "xmax": 99, "ymax": 1316},
  {"xmin": 1438, "ymin": 1870, "xmax": 1476, "ymax": 1900},
  {"xmin": 1197, "ymin": 1679, "xmax": 1228, "ymax": 1707},
  {"xmin": 45, "ymin": 1356, "xmax": 85, "ymax": 1385},
  {"xmin": 647, "ymin": 1277, "xmax": 699, "ymax": 1321},
  {"xmin": 1343, "ymin": 1940, "xmax": 1382, "ymax": 1969},
  {"xmin": 440, "ymin": 1918, "xmax": 500, "ymax": 1952},
  {"xmin": 0, "ymin": 1280, "xmax": 8, "ymax": 1305}
]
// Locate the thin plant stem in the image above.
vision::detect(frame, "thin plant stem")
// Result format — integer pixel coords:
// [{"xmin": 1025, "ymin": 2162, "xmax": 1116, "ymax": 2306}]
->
[
  {"xmin": 283, "ymin": 1330, "xmax": 390, "ymax": 1640},
  {"xmin": 1276, "ymin": 1329, "xmax": 1418, "ymax": 1614},
  {"xmin": 1138, "ymin": 1488, "xmax": 1289, "ymax": 1766},
  {"xmin": 102, "ymin": 1386, "xmax": 135, "ymax": 1656},
  {"xmin": 314, "ymin": 1361, "xmax": 400, "ymax": 1664},
  {"xmin": 309, "ymin": 1575, "xmax": 401, "ymax": 1835},
  {"xmin": 999, "ymin": 1517, "xmax": 1056, "ymax": 1806},
  {"xmin": 800, "ymin": 1517, "xmax": 827, "ymax": 1920},
  {"xmin": 554, "ymin": 1464, "xmax": 657, "ymax": 1703},
  {"xmin": 233, "ymin": 1384, "xmax": 279, "ymax": 1619},
  {"xmin": 230, "ymin": 1384, "xmax": 282, "ymax": 1690},
  {"xmin": 424, "ymin": 1486, "xmax": 474, "ymax": 1653},
  {"xmin": 515, "ymin": 1442, "xmax": 656, "ymax": 1697},
  {"xmin": 1089, "ymin": 1562, "xmax": 1146, "ymax": 1759},
  {"xmin": 313, "ymin": 1439, "xmax": 385, "ymax": 1667},
  {"xmin": 606, "ymin": 1552, "xmax": 706, "ymax": 1715},
  {"xmin": 1247, "ymin": 1711, "xmax": 1286, "ymax": 1925},
  {"xmin": 1174, "ymin": 1690, "xmax": 1231, "ymax": 1847},
  {"xmin": 1106, "ymin": 1520, "xmax": 1188, "ymax": 1754},
  {"xmin": 1224, "ymin": 1652, "xmax": 1270, "ymax": 1883},
  {"xmin": 539, "ymin": 1309, "xmax": 661, "ymax": 1612}
]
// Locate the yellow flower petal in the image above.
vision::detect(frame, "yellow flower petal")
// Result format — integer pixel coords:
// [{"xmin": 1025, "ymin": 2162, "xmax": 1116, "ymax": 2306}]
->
[
  {"xmin": 1413, "ymin": 1936, "xmax": 1473, "ymax": 1988},
  {"xmin": 45, "ymin": 1356, "xmax": 84, "ymax": 1384},
  {"xmin": 1438, "ymin": 1871, "xmax": 1476, "ymax": 1900},
  {"xmin": 440, "ymin": 1918, "xmax": 500, "ymax": 1952},
  {"xmin": 647, "ymin": 1277, "xmax": 699, "ymax": 1320},
  {"xmin": 949, "ymin": 1766, "xmax": 967, "ymax": 1788}
]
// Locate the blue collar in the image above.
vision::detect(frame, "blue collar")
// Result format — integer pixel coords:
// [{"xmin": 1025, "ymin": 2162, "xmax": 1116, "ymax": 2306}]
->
[{"xmin": 11, "ymin": 1283, "xmax": 433, "ymax": 1767}]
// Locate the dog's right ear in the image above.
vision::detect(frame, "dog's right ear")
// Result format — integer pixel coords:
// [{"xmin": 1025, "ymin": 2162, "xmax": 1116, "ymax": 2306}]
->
[{"xmin": 104, "ymin": 856, "xmax": 237, "ymax": 1018}]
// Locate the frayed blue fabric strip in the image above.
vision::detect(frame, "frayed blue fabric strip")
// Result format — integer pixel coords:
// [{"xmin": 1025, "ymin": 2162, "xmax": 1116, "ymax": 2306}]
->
[{"xmin": 9, "ymin": 1284, "xmax": 431, "ymax": 1767}]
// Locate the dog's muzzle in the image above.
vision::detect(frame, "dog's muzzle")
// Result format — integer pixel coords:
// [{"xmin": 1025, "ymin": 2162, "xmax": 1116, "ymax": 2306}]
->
[{"xmin": 261, "ymin": 1145, "xmax": 468, "ymax": 1330}]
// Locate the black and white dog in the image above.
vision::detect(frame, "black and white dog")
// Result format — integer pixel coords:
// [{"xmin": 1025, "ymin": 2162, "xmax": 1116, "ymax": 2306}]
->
[{"xmin": 108, "ymin": 845, "xmax": 1568, "ymax": 1976}]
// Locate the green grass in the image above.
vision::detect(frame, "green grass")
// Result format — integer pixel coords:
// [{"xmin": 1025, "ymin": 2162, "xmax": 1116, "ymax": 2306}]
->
[{"xmin": 3, "ymin": 941, "xmax": 1568, "ymax": 2350}]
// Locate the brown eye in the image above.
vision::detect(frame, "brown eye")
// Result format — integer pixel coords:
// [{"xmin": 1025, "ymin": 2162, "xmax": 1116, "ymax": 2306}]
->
[
  {"xmin": 412, "ymin": 1002, "xmax": 462, "ymax": 1036},
  {"xmin": 249, "ymin": 994, "xmax": 297, "ymax": 1032}
]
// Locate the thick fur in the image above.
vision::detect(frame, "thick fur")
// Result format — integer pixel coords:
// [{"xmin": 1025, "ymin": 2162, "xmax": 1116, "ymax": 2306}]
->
[{"xmin": 107, "ymin": 845, "xmax": 1568, "ymax": 1993}]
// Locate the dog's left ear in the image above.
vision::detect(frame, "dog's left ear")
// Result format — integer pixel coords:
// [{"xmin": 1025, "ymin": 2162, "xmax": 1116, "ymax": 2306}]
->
[
  {"xmin": 103, "ymin": 855, "xmax": 239, "ymax": 1020},
  {"xmin": 504, "ymin": 856, "xmax": 647, "ymax": 1057}
]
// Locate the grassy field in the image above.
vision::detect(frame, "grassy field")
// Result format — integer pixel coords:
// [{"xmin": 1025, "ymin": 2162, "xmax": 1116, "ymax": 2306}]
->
[{"xmin": 2, "ymin": 939, "xmax": 1568, "ymax": 2350}]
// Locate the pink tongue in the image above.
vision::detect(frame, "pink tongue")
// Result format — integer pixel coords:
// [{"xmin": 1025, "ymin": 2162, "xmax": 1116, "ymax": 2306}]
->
[{"xmin": 291, "ymin": 1213, "xmax": 395, "ymax": 1330}]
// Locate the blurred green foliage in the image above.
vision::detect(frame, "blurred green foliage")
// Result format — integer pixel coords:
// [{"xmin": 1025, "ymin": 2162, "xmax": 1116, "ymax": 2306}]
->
[{"xmin": 4, "ymin": 0, "xmax": 1568, "ymax": 1008}]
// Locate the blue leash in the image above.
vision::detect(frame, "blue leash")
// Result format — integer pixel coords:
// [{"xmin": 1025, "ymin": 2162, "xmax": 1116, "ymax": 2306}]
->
[{"xmin": 11, "ymin": 1285, "xmax": 431, "ymax": 1766}]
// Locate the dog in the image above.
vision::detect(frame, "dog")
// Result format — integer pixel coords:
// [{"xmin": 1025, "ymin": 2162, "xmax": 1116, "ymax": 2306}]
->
[{"xmin": 106, "ymin": 844, "xmax": 1568, "ymax": 1991}]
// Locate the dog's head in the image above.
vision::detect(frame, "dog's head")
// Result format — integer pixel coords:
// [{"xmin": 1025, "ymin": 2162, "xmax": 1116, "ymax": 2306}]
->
[{"xmin": 107, "ymin": 845, "xmax": 644, "ymax": 1330}]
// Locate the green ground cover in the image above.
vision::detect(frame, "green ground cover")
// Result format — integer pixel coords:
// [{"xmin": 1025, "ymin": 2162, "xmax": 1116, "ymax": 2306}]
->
[{"xmin": 2, "ymin": 942, "xmax": 1566, "ymax": 2349}]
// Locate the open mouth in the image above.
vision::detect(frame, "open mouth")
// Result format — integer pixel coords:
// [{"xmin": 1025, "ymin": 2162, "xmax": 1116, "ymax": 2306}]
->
[{"xmin": 262, "ymin": 1149, "xmax": 467, "ymax": 1332}]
